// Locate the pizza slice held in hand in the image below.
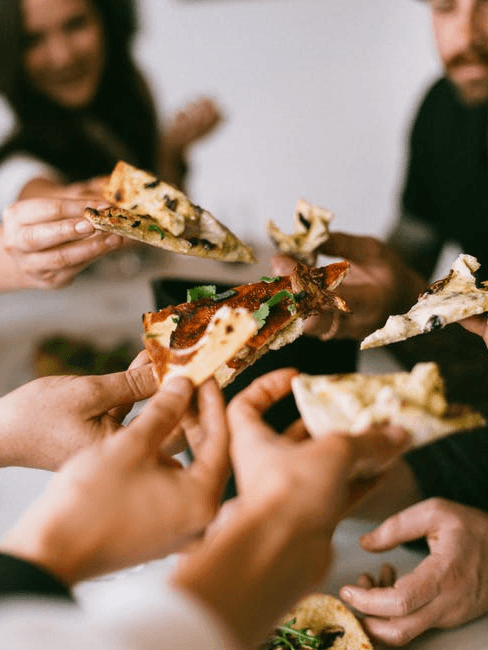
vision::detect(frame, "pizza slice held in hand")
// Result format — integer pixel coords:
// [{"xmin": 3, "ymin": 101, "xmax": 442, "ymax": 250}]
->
[
  {"xmin": 85, "ymin": 161, "xmax": 256, "ymax": 263},
  {"xmin": 143, "ymin": 261, "xmax": 350, "ymax": 387},
  {"xmin": 292, "ymin": 362, "xmax": 485, "ymax": 477},
  {"xmin": 267, "ymin": 198, "xmax": 334, "ymax": 265},
  {"xmin": 361, "ymin": 254, "xmax": 488, "ymax": 349}
]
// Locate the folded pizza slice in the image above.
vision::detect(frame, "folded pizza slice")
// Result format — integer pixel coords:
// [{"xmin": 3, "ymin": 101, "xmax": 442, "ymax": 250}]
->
[
  {"xmin": 85, "ymin": 161, "xmax": 256, "ymax": 263},
  {"xmin": 292, "ymin": 362, "xmax": 485, "ymax": 476},
  {"xmin": 361, "ymin": 253, "xmax": 488, "ymax": 349},
  {"xmin": 143, "ymin": 261, "xmax": 350, "ymax": 387},
  {"xmin": 261, "ymin": 593, "xmax": 373, "ymax": 650},
  {"xmin": 267, "ymin": 198, "xmax": 334, "ymax": 265}
]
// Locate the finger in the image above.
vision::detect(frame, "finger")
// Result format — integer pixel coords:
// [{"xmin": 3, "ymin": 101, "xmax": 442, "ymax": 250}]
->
[
  {"xmin": 127, "ymin": 349, "xmax": 150, "ymax": 370},
  {"xmin": 357, "ymin": 573, "xmax": 376, "ymax": 589},
  {"xmin": 319, "ymin": 232, "xmax": 382, "ymax": 264},
  {"xmin": 380, "ymin": 563, "xmax": 397, "ymax": 588},
  {"xmin": 282, "ymin": 418, "xmax": 310, "ymax": 442},
  {"xmin": 185, "ymin": 379, "xmax": 230, "ymax": 493},
  {"xmin": 4, "ymin": 198, "xmax": 105, "ymax": 226},
  {"xmin": 343, "ymin": 423, "xmax": 411, "ymax": 475},
  {"xmin": 19, "ymin": 232, "xmax": 124, "ymax": 268},
  {"xmin": 126, "ymin": 377, "xmax": 194, "ymax": 454},
  {"xmin": 340, "ymin": 555, "xmax": 440, "ymax": 618},
  {"xmin": 458, "ymin": 314, "xmax": 488, "ymax": 339},
  {"xmin": 85, "ymin": 364, "xmax": 158, "ymax": 417},
  {"xmin": 360, "ymin": 500, "xmax": 439, "ymax": 552},
  {"xmin": 228, "ymin": 368, "xmax": 299, "ymax": 446},
  {"xmin": 269, "ymin": 254, "xmax": 298, "ymax": 276},
  {"xmin": 362, "ymin": 606, "xmax": 434, "ymax": 647}
]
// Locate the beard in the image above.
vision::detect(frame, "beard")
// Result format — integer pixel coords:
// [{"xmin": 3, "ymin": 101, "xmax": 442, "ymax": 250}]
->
[{"xmin": 445, "ymin": 49, "xmax": 488, "ymax": 107}]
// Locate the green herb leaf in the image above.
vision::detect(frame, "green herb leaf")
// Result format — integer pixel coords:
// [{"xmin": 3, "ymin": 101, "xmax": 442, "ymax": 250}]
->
[
  {"xmin": 259, "ymin": 275, "xmax": 281, "ymax": 283},
  {"xmin": 187, "ymin": 284, "xmax": 217, "ymax": 302},
  {"xmin": 171, "ymin": 316, "xmax": 179, "ymax": 324},
  {"xmin": 264, "ymin": 618, "xmax": 332, "ymax": 650},
  {"xmin": 211, "ymin": 289, "xmax": 237, "ymax": 302},
  {"xmin": 148, "ymin": 224, "xmax": 166, "ymax": 239},
  {"xmin": 253, "ymin": 290, "xmax": 297, "ymax": 328}
]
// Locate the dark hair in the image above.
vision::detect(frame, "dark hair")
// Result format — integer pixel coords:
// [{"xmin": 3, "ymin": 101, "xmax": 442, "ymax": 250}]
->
[{"xmin": 0, "ymin": 0, "xmax": 160, "ymax": 181}]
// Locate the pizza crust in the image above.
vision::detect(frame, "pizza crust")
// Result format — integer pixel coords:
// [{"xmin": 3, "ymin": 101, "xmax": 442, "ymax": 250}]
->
[
  {"xmin": 361, "ymin": 254, "xmax": 488, "ymax": 349},
  {"xmin": 292, "ymin": 362, "xmax": 485, "ymax": 476},
  {"xmin": 85, "ymin": 161, "xmax": 256, "ymax": 263},
  {"xmin": 267, "ymin": 198, "xmax": 334, "ymax": 265},
  {"xmin": 271, "ymin": 593, "xmax": 373, "ymax": 650}
]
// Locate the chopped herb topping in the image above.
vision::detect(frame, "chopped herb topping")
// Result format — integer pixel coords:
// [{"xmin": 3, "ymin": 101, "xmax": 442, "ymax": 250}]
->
[
  {"xmin": 298, "ymin": 212, "xmax": 311, "ymax": 230},
  {"xmin": 172, "ymin": 316, "xmax": 180, "ymax": 324},
  {"xmin": 148, "ymin": 224, "xmax": 166, "ymax": 239},
  {"xmin": 253, "ymin": 290, "xmax": 297, "ymax": 328},
  {"xmin": 262, "ymin": 618, "xmax": 344, "ymax": 650},
  {"xmin": 131, "ymin": 220, "xmax": 141, "ymax": 228},
  {"xmin": 260, "ymin": 276, "xmax": 281, "ymax": 283},
  {"xmin": 211, "ymin": 289, "xmax": 237, "ymax": 302},
  {"xmin": 187, "ymin": 284, "xmax": 217, "ymax": 302}
]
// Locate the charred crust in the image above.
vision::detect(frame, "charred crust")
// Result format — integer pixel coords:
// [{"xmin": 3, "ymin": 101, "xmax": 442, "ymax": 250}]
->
[
  {"xmin": 131, "ymin": 220, "xmax": 141, "ymax": 228},
  {"xmin": 85, "ymin": 207, "xmax": 99, "ymax": 216},
  {"xmin": 144, "ymin": 179, "xmax": 161, "ymax": 189},
  {"xmin": 226, "ymin": 325, "xmax": 234, "ymax": 334},
  {"xmin": 115, "ymin": 190, "xmax": 123, "ymax": 202},
  {"xmin": 424, "ymin": 272, "xmax": 453, "ymax": 296},
  {"xmin": 298, "ymin": 212, "xmax": 311, "ymax": 229},
  {"xmin": 193, "ymin": 204, "xmax": 204, "ymax": 216},
  {"xmin": 425, "ymin": 314, "xmax": 444, "ymax": 331},
  {"xmin": 163, "ymin": 195, "xmax": 178, "ymax": 211}
]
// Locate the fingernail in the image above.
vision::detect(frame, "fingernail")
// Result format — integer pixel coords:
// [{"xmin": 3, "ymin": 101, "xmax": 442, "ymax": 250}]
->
[
  {"xmin": 341, "ymin": 588, "xmax": 352, "ymax": 600},
  {"xmin": 75, "ymin": 220, "xmax": 94, "ymax": 234},
  {"xmin": 96, "ymin": 202, "xmax": 111, "ymax": 210},
  {"xmin": 104, "ymin": 234, "xmax": 123, "ymax": 247}
]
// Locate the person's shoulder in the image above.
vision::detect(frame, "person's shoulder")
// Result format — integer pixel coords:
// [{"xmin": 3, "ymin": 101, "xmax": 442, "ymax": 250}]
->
[{"xmin": 416, "ymin": 77, "xmax": 456, "ymax": 116}]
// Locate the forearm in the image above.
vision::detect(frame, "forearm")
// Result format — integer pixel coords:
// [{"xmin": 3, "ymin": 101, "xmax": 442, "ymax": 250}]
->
[{"xmin": 173, "ymin": 500, "xmax": 332, "ymax": 647}]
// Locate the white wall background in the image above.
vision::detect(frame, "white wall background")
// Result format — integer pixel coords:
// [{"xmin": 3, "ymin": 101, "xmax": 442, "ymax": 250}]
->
[
  {"xmin": 0, "ymin": 0, "xmax": 441, "ymax": 241},
  {"xmin": 133, "ymin": 0, "xmax": 440, "ymax": 242}
]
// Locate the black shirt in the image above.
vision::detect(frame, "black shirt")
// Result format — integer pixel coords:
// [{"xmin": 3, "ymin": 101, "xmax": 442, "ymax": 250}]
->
[{"xmin": 402, "ymin": 77, "xmax": 488, "ymax": 269}]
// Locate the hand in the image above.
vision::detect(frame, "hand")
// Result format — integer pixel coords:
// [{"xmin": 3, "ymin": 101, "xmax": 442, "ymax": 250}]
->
[
  {"xmin": 60, "ymin": 176, "xmax": 109, "ymax": 200},
  {"xmin": 459, "ymin": 313, "xmax": 488, "ymax": 347},
  {"xmin": 270, "ymin": 232, "xmax": 426, "ymax": 340},
  {"xmin": 0, "ymin": 351, "xmax": 157, "ymax": 470},
  {"xmin": 340, "ymin": 498, "xmax": 488, "ymax": 646},
  {"xmin": 2, "ymin": 197, "xmax": 125, "ymax": 289},
  {"xmin": 173, "ymin": 369, "xmax": 410, "ymax": 647},
  {"xmin": 164, "ymin": 96, "xmax": 223, "ymax": 155},
  {"xmin": 0, "ymin": 377, "xmax": 230, "ymax": 584}
]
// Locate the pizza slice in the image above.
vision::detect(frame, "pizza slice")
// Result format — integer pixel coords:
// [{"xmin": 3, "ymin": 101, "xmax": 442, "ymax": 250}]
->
[
  {"xmin": 267, "ymin": 198, "xmax": 334, "ymax": 265},
  {"xmin": 143, "ymin": 261, "xmax": 350, "ymax": 387},
  {"xmin": 361, "ymin": 254, "xmax": 488, "ymax": 350},
  {"xmin": 261, "ymin": 593, "xmax": 373, "ymax": 650},
  {"xmin": 85, "ymin": 161, "xmax": 256, "ymax": 263},
  {"xmin": 292, "ymin": 362, "xmax": 485, "ymax": 476}
]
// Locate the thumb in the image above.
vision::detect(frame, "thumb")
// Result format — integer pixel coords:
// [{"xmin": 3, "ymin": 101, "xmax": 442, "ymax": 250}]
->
[
  {"xmin": 126, "ymin": 377, "xmax": 194, "ymax": 454},
  {"xmin": 91, "ymin": 363, "xmax": 158, "ymax": 418}
]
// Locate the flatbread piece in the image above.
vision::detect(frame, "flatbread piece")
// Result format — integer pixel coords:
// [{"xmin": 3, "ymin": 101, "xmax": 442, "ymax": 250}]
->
[
  {"xmin": 361, "ymin": 254, "xmax": 488, "ymax": 349},
  {"xmin": 85, "ymin": 161, "xmax": 256, "ymax": 263}
]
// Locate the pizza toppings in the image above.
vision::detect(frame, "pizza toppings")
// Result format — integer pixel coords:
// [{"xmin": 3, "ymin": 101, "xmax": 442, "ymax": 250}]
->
[
  {"xmin": 263, "ymin": 594, "xmax": 373, "ymax": 650},
  {"xmin": 85, "ymin": 161, "xmax": 256, "ymax": 263},
  {"xmin": 267, "ymin": 198, "xmax": 334, "ymax": 265},
  {"xmin": 143, "ymin": 261, "xmax": 350, "ymax": 387},
  {"xmin": 292, "ymin": 362, "xmax": 485, "ymax": 476},
  {"xmin": 361, "ymin": 254, "xmax": 488, "ymax": 349}
]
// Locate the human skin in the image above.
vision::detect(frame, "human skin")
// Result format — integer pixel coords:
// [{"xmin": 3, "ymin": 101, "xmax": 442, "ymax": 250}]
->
[
  {"xmin": 340, "ymin": 498, "xmax": 488, "ymax": 646},
  {"xmin": 174, "ymin": 369, "xmax": 410, "ymax": 647},
  {"xmin": 0, "ymin": 197, "xmax": 126, "ymax": 290},
  {"xmin": 0, "ymin": 376, "xmax": 231, "ymax": 583}
]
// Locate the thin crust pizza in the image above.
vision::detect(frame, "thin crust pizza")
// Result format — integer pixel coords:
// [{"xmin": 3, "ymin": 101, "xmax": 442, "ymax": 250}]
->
[
  {"xmin": 267, "ymin": 198, "xmax": 334, "ymax": 265},
  {"xmin": 85, "ymin": 161, "xmax": 256, "ymax": 263},
  {"xmin": 361, "ymin": 254, "xmax": 488, "ymax": 350},
  {"xmin": 292, "ymin": 362, "xmax": 485, "ymax": 476},
  {"xmin": 261, "ymin": 593, "xmax": 373, "ymax": 650},
  {"xmin": 143, "ymin": 261, "xmax": 350, "ymax": 387}
]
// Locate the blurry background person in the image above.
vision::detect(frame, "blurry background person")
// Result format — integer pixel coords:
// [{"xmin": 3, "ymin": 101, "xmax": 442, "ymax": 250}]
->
[{"xmin": 0, "ymin": 0, "xmax": 222, "ymax": 289}]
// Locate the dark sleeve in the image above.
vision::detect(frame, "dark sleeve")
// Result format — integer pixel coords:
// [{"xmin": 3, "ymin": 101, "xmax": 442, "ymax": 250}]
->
[
  {"xmin": 0, "ymin": 553, "xmax": 74, "ymax": 603},
  {"xmin": 405, "ymin": 427, "xmax": 488, "ymax": 512}
]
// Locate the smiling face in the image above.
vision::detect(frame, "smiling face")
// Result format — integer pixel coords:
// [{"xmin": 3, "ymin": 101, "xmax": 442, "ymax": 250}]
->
[
  {"xmin": 431, "ymin": 0, "xmax": 488, "ymax": 105},
  {"xmin": 22, "ymin": 0, "xmax": 105, "ymax": 109}
]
